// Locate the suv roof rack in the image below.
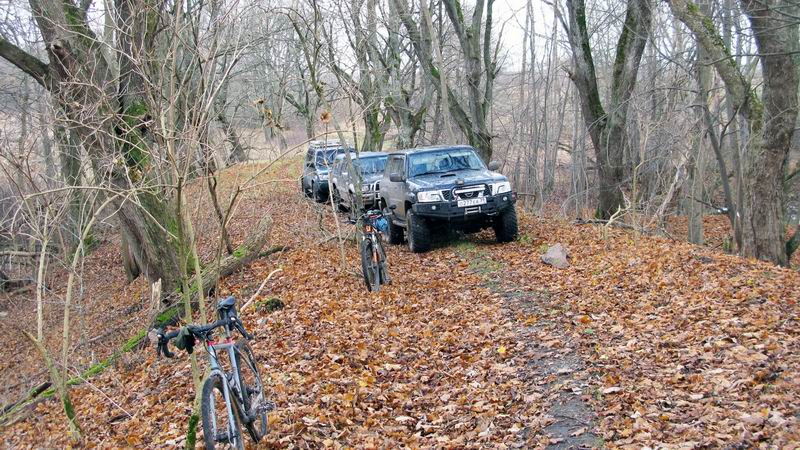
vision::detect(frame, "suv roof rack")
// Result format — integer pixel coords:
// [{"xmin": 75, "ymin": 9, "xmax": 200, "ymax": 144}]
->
[{"xmin": 309, "ymin": 139, "xmax": 343, "ymax": 149}]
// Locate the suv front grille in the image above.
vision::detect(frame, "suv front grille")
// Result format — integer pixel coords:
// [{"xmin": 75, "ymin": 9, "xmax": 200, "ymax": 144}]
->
[
  {"xmin": 453, "ymin": 185, "xmax": 489, "ymax": 200},
  {"xmin": 441, "ymin": 190, "xmax": 453, "ymax": 201}
]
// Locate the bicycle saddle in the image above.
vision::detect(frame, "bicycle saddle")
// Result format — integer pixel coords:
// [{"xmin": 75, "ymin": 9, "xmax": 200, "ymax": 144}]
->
[{"xmin": 217, "ymin": 296, "xmax": 236, "ymax": 310}]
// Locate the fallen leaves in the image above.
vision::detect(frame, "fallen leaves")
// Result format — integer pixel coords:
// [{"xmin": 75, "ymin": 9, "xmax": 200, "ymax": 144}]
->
[
  {"xmin": 491, "ymin": 214, "xmax": 800, "ymax": 447},
  {"xmin": 3, "ymin": 159, "xmax": 799, "ymax": 448}
]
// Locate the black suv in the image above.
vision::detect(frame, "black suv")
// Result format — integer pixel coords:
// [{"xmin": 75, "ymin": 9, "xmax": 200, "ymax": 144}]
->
[
  {"xmin": 379, "ymin": 145, "xmax": 518, "ymax": 252},
  {"xmin": 301, "ymin": 139, "xmax": 353, "ymax": 202}
]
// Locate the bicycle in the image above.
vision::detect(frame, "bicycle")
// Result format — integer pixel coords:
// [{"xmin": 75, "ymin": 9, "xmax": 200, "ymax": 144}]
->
[
  {"xmin": 151, "ymin": 296, "xmax": 273, "ymax": 449},
  {"xmin": 357, "ymin": 209, "xmax": 391, "ymax": 292}
]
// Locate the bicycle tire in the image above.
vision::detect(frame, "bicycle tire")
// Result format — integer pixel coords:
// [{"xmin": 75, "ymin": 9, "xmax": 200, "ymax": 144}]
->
[
  {"xmin": 234, "ymin": 340, "xmax": 268, "ymax": 443},
  {"xmin": 375, "ymin": 237, "xmax": 390, "ymax": 286},
  {"xmin": 201, "ymin": 374, "xmax": 244, "ymax": 450},
  {"xmin": 370, "ymin": 237, "xmax": 382, "ymax": 292},
  {"xmin": 360, "ymin": 238, "xmax": 379, "ymax": 291}
]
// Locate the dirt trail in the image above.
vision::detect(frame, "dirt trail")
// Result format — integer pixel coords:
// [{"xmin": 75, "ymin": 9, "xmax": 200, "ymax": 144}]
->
[{"xmin": 504, "ymin": 290, "xmax": 599, "ymax": 449}]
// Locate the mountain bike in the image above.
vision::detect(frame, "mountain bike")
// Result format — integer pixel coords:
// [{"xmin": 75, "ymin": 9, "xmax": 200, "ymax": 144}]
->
[
  {"xmin": 358, "ymin": 209, "xmax": 391, "ymax": 292},
  {"xmin": 152, "ymin": 296, "xmax": 273, "ymax": 449}
]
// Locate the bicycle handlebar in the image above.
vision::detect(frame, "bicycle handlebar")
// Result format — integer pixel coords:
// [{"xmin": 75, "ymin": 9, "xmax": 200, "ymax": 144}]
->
[{"xmin": 153, "ymin": 316, "xmax": 253, "ymax": 359}]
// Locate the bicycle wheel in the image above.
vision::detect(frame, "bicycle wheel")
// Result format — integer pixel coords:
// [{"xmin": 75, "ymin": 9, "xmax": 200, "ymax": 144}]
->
[
  {"xmin": 201, "ymin": 373, "xmax": 244, "ymax": 450},
  {"xmin": 360, "ymin": 238, "xmax": 379, "ymax": 291},
  {"xmin": 235, "ymin": 340, "xmax": 268, "ymax": 443}
]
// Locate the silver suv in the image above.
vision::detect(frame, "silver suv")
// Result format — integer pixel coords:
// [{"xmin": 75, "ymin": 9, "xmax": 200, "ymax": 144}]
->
[{"xmin": 330, "ymin": 152, "xmax": 388, "ymax": 211}]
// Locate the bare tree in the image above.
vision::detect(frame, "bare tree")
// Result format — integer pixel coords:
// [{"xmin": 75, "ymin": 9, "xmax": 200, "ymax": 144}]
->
[
  {"xmin": 392, "ymin": 0, "xmax": 500, "ymax": 161},
  {"xmin": 669, "ymin": 0, "xmax": 800, "ymax": 265},
  {"xmin": 559, "ymin": 0, "xmax": 654, "ymax": 219}
]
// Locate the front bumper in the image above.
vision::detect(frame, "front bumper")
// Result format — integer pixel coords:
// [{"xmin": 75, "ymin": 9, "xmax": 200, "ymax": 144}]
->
[
  {"xmin": 315, "ymin": 179, "xmax": 329, "ymax": 192},
  {"xmin": 411, "ymin": 192, "xmax": 516, "ymax": 219},
  {"xmin": 362, "ymin": 192, "xmax": 380, "ymax": 208}
]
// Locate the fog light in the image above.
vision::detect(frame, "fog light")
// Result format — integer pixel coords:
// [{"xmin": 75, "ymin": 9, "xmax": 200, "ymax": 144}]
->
[
  {"xmin": 432, "ymin": 205, "xmax": 437, "ymax": 210},
  {"xmin": 502, "ymin": 196, "xmax": 508, "ymax": 201}
]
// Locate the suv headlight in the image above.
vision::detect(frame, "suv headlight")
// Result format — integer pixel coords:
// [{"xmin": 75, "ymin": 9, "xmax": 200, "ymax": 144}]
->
[
  {"xmin": 416, "ymin": 190, "xmax": 443, "ymax": 202},
  {"xmin": 492, "ymin": 181, "xmax": 511, "ymax": 195}
]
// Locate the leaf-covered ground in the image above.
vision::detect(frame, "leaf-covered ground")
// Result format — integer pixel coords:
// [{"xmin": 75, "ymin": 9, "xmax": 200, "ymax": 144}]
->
[{"xmin": 1, "ymin": 159, "xmax": 798, "ymax": 448}]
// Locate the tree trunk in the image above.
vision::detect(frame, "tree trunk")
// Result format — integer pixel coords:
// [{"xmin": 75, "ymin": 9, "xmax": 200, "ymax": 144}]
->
[
  {"xmin": 685, "ymin": 4, "xmax": 713, "ymax": 245},
  {"xmin": 738, "ymin": 0, "xmax": 799, "ymax": 266},
  {"xmin": 0, "ymin": 0, "xmax": 184, "ymax": 291},
  {"xmin": 562, "ymin": 0, "xmax": 653, "ymax": 219},
  {"xmin": 220, "ymin": 109, "xmax": 248, "ymax": 165},
  {"xmin": 669, "ymin": 0, "xmax": 799, "ymax": 266}
]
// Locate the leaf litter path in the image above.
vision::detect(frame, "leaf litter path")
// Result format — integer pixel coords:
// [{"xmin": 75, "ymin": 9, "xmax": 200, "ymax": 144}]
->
[
  {"xmin": 4, "ymin": 160, "xmax": 800, "ymax": 448},
  {"xmin": 467, "ymin": 217, "xmax": 800, "ymax": 448}
]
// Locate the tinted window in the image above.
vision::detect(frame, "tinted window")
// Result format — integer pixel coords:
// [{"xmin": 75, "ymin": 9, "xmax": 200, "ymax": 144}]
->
[
  {"xmin": 387, "ymin": 156, "xmax": 404, "ymax": 177},
  {"xmin": 408, "ymin": 148, "xmax": 484, "ymax": 177},
  {"xmin": 354, "ymin": 156, "xmax": 388, "ymax": 175},
  {"xmin": 315, "ymin": 147, "xmax": 350, "ymax": 167}
]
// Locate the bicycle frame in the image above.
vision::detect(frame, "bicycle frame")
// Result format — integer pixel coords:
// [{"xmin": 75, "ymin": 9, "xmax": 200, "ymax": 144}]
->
[{"xmin": 203, "ymin": 329, "xmax": 246, "ymax": 443}]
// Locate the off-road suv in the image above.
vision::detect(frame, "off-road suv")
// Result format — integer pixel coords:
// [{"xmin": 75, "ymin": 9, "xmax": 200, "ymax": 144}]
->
[
  {"xmin": 330, "ymin": 151, "xmax": 388, "ymax": 212},
  {"xmin": 300, "ymin": 139, "xmax": 353, "ymax": 202},
  {"xmin": 379, "ymin": 145, "xmax": 518, "ymax": 253}
]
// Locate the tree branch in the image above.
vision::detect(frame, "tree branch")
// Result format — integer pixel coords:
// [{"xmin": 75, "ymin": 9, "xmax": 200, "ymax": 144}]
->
[
  {"xmin": 0, "ymin": 38, "xmax": 50, "ymax": 88},
  {"xmin": 668, "ymin": 0, "xmax": 759, "ymax": 125}
]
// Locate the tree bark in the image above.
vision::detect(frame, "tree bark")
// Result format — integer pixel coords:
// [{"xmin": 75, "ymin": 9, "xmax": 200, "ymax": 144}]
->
[
  {"xmin": 0, "ymin": 0, "xmax": 184, "ymax": 291},
  {"xmin": 739, "ymin": 0, "xmax": 799, "ymax": 266},
  {"xmin": 669, "ymin": 0, "xmax": 799, "ymax": 265},
  {"xmin": 561, "ymin": 0, "xmax": 653, "ymax": 219}
]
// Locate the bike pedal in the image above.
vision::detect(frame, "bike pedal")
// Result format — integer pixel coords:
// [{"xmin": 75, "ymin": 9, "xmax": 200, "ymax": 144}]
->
[{"xmin": 262, "ymin": 400, "xmax": 276, "ymax": 413}]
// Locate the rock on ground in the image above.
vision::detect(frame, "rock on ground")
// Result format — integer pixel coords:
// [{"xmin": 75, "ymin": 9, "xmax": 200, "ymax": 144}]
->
[{"xmin": 542, "ymin": 243, "xmax": 569, "ymax": 268}]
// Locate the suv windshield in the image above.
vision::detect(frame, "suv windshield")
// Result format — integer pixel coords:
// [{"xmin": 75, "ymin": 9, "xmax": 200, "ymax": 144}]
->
[
  {"xmin": 408, "ymin": 148, "xmax": 485, "ymax": 177},
  {"xmin": 316, "ymin": 148, "xmax": 349, "ymax": 167},
  {"xmin": 355, "ymin": 156, "xmax": 388, "ymax": 175}
]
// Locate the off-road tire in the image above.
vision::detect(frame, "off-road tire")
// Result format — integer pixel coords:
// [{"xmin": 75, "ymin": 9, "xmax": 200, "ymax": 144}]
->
[
  {"xmin": 312, "ymin": 182, "xmax": 326, "ymax": 203},
  {"xmin": 201, "ymin": 374, "xmax": 244, "ymax": 450},
  {"xmin": 407, "ymin": 210, "xmax": 431, "ymax": 253},
  {"xmin": 493, "ymin": 206, "xmax": 519, "ymax": 243}
]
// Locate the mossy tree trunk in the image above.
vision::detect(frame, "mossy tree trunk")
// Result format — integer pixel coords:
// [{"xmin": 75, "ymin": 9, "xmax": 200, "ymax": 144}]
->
[
  {"xmin": 669, "ymin": 0, "xmax": 800, "ymax": 266},
  {"xmin": 562, "ymin": 0, "xmax": 653, "ymax": 219},
  {"xmin": 0, "ymin": 0, "xmax": 183, "ymax": 292}
]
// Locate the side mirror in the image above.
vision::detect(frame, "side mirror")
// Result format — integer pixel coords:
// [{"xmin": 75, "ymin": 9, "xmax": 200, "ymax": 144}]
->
[
  {"xmin": 488, "ymin": 161, "xmax": 501, "ymax": 171},
  {"xmin": 389, "ymin": 172, "xmax": 404, "ymax": 182},
  {"xmin": 389, "ymin": 204, "xmax": 397, "ymax": 211}
]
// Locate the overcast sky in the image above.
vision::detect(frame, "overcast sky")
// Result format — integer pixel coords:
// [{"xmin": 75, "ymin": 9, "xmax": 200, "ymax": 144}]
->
[{"xmin": 492, "ymin": 0, "xmax": 558, "ymax": 71}]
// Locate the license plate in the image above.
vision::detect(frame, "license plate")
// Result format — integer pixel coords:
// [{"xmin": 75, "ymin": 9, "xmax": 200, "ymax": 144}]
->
[{"xmin": 457, "ymin": 197, "xmax": 487, "ymax": 207}]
